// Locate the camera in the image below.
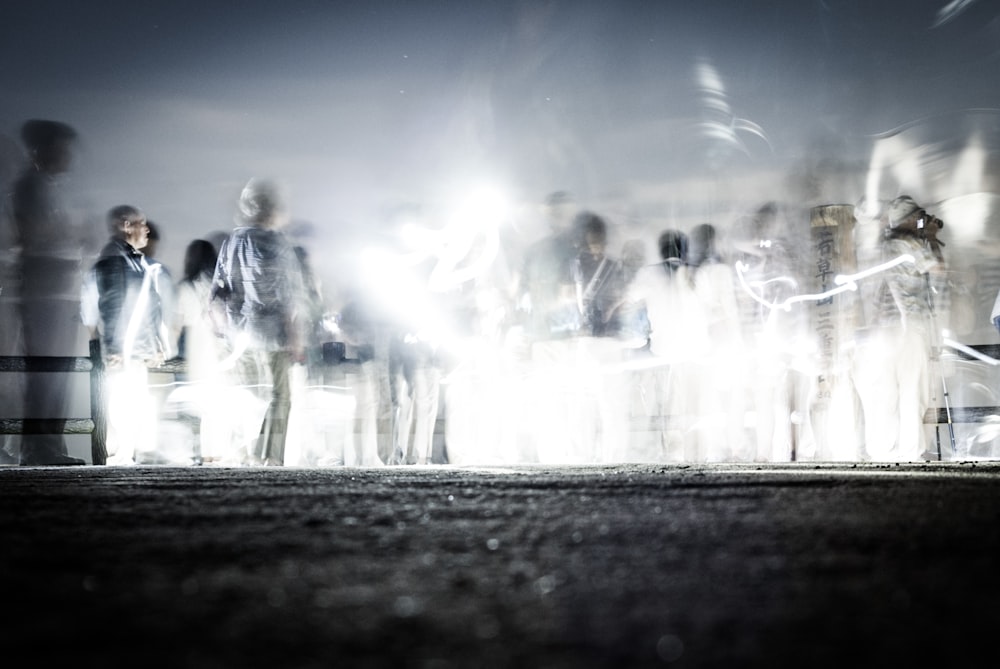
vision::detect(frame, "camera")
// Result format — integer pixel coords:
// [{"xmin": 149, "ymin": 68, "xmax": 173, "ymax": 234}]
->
[{"xmin": 917, "ymin": 214, "xmax": 943, "ymax": 230}]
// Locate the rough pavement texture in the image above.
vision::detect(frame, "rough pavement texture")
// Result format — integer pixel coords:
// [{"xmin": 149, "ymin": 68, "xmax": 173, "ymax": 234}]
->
[{"xmin": 1, "ymin": 462, "xmax": 998, "ymax": 668}]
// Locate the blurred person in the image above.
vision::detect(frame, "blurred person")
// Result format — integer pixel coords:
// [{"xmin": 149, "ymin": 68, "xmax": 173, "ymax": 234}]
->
[
  {"xmin": 572, "ymin": 212, "xmax": 626, "ymax": 338},
  {"xmin": 732, "ymin": 203, "xmax": 815, "ymax": 462},
  {"xmin": 90, "ymin": 205, "xmax": 172, "ymax": 465},
  {"xmin": 11, "ymin": 119, "xmax": 86, "ymax": 466},
  {"xmin": 143, "ymin": 220, "xmax": 176, "ymax": 347},
  {"xmin": 136, "ymin": 218, "xmax": 180, "ymax": 463},
  {"xmin": 686, "ymin": 223, "xmax": 749, "ymax": 461},
  {"xmin": 626, "ymin": 229, "xmax": 706, "ymax": 461},
  {"xmin": 567, "ymin": 211, "xmax": 630, "ymax": 462},
  {"xmin": 424, "ymin": 201, "xmax": 519, "ymax": 466},
  {"xmin": 853, "ymin": 195, "xmax": 946, "ymax": 462},
  {"xmin": 616, "ymin": 238, "xmax": 652, "ymax": 351},
  {"xmin": 383, "ymin": 213, "xmax": 446, "ymax": 467},
  {"xmin": 286, "ymin": 244, "xmax": 346, "ymax": 467},
  {"xmin": 615, "ymin": 237, "xmax": 654, "ymax": 459},
  {"xmin": 512, "ymin": 190, "xmax": 580, "ymax": 343},
  {"xmin": 1, "ymin": 131, "xmax": 26, "ymax": 464},
  {"xmin": 170, "ymin": 238, "xmax": 230, "ymax": 463},
  {"xmin": 210, "ymin": 178, "xmax": 306, "ymax": 467},
  {"xmin": 172, "ymin": 239, "xmax": 219, "ymax": 361},
  {"xmin": 334, "ymin": 293, "xmax": 393, "ymax": 467},
  {"xmin": 510, "ymin": 192, "xmax": 587, "ymax": 463}
]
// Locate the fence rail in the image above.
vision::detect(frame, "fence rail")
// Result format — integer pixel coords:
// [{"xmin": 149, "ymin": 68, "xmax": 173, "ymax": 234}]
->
[{"xmin": 0, "ymin": 341, "xmax": 111, "ymax": 464}]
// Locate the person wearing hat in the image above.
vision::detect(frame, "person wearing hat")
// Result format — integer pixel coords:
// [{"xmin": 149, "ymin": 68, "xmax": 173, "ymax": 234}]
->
[
  {"xmin": 210, "ymin": 179, "xmax": 307, "ymax": 466},
  {"xmin": 11, "ymin": 119, "xmax": 87, "ymax": 466},
  {"xmin": 853, "ymin": 195, "xmax": 946, "ymax": 462}
]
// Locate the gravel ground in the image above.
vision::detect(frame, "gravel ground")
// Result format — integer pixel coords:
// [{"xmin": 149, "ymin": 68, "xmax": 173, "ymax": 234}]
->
[{"xmin": 1, "ymin": 461, "xmax": 998, "ymax": 668}]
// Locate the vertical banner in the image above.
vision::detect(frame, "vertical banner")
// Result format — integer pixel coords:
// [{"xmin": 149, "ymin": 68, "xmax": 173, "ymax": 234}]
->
[{"xmin": 809, "ymin": 205, "xmax": 862, "ymax": 460}]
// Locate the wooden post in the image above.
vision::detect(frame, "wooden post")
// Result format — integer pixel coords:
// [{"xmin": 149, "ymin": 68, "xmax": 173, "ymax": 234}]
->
[{"xmin": 809, "ymin": 205, "xmax": 863, "ymax": 460}]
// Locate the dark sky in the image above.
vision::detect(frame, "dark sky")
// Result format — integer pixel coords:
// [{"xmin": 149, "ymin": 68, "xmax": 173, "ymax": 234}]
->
[{"xmin": 2, "ymin": 0, "xmax": 1000, "ymax": 279}]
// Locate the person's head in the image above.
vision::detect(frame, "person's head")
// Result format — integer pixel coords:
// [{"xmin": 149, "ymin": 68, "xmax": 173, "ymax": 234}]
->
[
  {"xmin": 658, "ymin": 229, "xmax": 688, "ymax": 263},
  {"xmin": 621, "ymin": 239, "xmax": 647, "ymax": 280},
  {"xmin": 688, "ymin": 223, "xmax": 718, "ymax": 267},
  {"xmin": 575, "ymin": 212, "xmax": 608, "ymax": 259},
  {"xmin": 144, "ymin": 220, "xmax": 161, "ymax": 258},
  {"xmin": 182, "ymin": 239, "xmax": 218, "ymax": 282},
  {"xmin": 886, "ymin": 194, "xmax": 945, "ymax": 260},
  {"xmin": 887, "ymin": 195, "xmax": 926, "ymax": 231},
  {"xmin": 543, "ymin": 190, "xmax": 575, "ymax": 234},
  {"xmin": 238, "ymin": 178, "xmax": 286, "ymax": 228},
  {"xmin": 21, "ymin": 119, "xmax": 76, "ymax": 174},
  {"xmin": 107, "ymin": 205, "xmax": 149, "ymax": 250}
]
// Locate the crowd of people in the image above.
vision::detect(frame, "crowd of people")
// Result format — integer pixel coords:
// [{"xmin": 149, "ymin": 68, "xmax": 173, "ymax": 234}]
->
[{"xmin": 0, "ymin": 118, "xmax": 974, "ymax": 467}]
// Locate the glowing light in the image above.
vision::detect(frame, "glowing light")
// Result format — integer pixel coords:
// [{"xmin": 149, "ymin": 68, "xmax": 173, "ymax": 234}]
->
[
  {"xmin": 428, "ymin": 185, "xmax": 507, "ymax": 292},
  {"xmin": 735, "ymin": 254, "xmax": 916, "ymax": 312}
]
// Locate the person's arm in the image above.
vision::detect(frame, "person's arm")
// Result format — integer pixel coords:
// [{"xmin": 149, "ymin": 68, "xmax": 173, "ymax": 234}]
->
[
  {"xmin": 94, "ymin": 255, "xmax": 126, "ymax": 367},
  {"xmin": 208, "ymin": 237, "xmax": 236, "ymax": 338}
]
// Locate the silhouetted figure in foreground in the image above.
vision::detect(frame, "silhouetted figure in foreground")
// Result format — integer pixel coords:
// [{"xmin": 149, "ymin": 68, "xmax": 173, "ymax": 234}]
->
[{"xmin": 12, "ymin": 119, "xmax": 85, "ymax": 466}]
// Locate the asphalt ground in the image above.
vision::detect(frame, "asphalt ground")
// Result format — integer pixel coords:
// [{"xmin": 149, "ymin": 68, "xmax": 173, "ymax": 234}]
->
[{"xmin": 2, "ymin": 461, "xmax": 998, "ymax": 668}]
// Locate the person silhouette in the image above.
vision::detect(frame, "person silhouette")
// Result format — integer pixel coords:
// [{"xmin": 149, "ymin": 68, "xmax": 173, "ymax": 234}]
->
[
  {"xmin": 12, "ymin": 119, "xmax": 86, "ymax": 466},
  {"xmin": 210, "ymin": 179, "xmax": 307, "ymax": 466},
  {"xmin": 90, "ymin": 205, "xmax": 171, "ymax": 465}
]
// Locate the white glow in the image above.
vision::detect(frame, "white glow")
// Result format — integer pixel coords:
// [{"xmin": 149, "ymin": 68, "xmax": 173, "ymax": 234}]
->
[{"xmin": 735, "ymin": 254, "xmax": 917, "ymax": 312}]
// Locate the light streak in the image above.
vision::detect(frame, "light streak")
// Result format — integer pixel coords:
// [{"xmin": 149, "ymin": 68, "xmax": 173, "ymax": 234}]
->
[
  {"xmin": 736, "ymin": 253, "xmax": 1000, "ymax": 369},
  {"xmin": 735, "ymin": 254, "xmax": 916, "ymax": 312}
]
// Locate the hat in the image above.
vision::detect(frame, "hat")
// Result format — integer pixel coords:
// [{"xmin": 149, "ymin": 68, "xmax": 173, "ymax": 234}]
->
[{"xmin": 887, "ymin": 195, "xmax": 922, "ymax": 228}]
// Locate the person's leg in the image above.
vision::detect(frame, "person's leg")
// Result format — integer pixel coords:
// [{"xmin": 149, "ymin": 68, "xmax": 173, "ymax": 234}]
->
[
  {"xmin": 896, "ymin": 329, "xmax": 931, "ymax": 461},
  {"xmin": 409, "ymin": 361, "xmax": 440, "ymax": 464},
  {"xmin": 19, "ymin": 294, "xmax": 82, "ymax": 465},
  {"xmin": 258, "ymin": 350, "xmax": 292, "ymax": 465}
]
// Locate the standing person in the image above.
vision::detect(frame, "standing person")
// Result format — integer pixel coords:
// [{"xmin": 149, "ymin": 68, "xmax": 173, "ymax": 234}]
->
[
  {"xmin": 626, "ymin": 229, "xmax": 707, "ymax": 461},
  {"xmin": 513, "ymin": 190, "xmax": 581, "ymax": 343},
  {"xmin": 572, "ymin": 212, "xmax": 625, "ymax": 339},
  {"xmin": 91, "ymin": 205, "xmax": 171, "ymax": 465},
  {"xmin": 733, "ymin": 203, "xmax": 814, "ymax": 462},
  {"xmin": 143, "ymin": 220, "xmax": 175, "ymax": 351},
  {"xmin": 210, "ymin": 178, "xmax": 306, "ymax": 467},
  {"xmin": 854, "ymin": 195, "xmax": 946, "ymax": 462},
  {"xmin": 616, "ymin": 238, "xmax": 652, "ymax": 351},
  {"xmin": 173, "ymin": 239, "xmax": 219, "ymax": 363},
  {"xmin": 511, "ymin": 192, "xmax": 582, "ymax": 463},
  {"xmin": 289, "ymin": 244, "xmax": 343, "ymax": 467},
  {"xmin": 172, "ymin": 238, "xmax": 228, "ymax": 463},
  {"xmin": 11, "ymin": 119, "xmax": 86, "ymax": 466},
  {"xmin": 686, "ymin": 222, "xmax": 748, "ymax": 461},
  {"xmin": 569, "ymin": 212, "xmax": 629, "ymax": 462}
]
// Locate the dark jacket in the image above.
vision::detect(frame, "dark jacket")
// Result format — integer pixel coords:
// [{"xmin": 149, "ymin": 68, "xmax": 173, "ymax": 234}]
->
[{"xmin": 93, "ymin": 237, "xmax": 168, "ymax": 360}]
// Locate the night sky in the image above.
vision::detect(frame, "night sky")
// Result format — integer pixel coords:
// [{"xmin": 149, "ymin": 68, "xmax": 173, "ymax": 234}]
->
[{"xmin": 2, "ymin": 1, "xmax": 1000, "ymax": 296}]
